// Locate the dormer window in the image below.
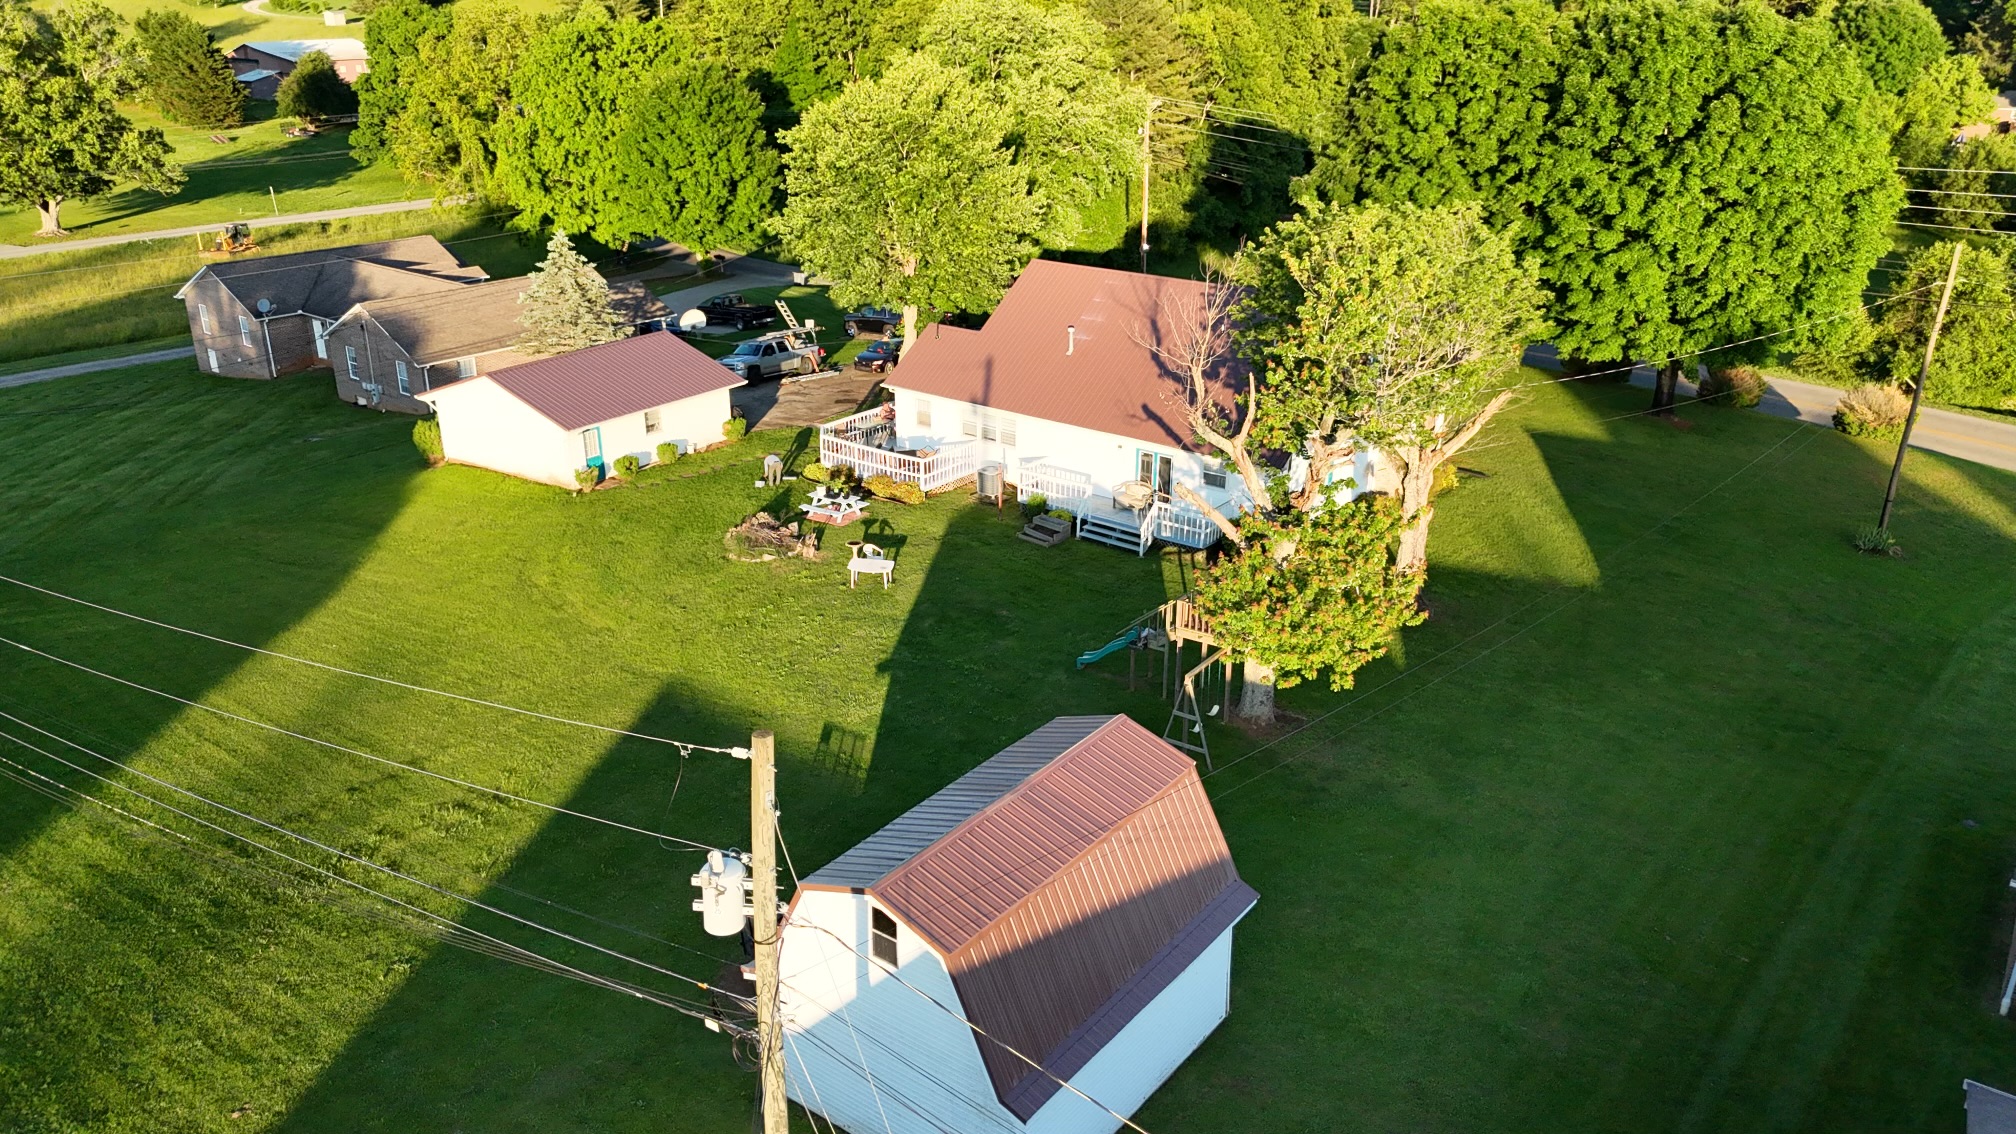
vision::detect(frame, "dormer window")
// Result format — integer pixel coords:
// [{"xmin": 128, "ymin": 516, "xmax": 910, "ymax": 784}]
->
[{"xmin": 870, "ymin": 908, "xmax": 898, "ymax": 966}]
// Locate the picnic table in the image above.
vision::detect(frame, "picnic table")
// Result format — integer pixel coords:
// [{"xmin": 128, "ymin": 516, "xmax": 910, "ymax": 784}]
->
[{"xmin": 801, "ymin": 486, "xmax": 868, "ymax": 526}]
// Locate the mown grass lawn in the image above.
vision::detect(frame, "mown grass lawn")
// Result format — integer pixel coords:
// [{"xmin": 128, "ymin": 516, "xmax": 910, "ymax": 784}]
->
[{"xmin": 0, "ymin": 362, "xmax": 2013, "ymax": 1134}]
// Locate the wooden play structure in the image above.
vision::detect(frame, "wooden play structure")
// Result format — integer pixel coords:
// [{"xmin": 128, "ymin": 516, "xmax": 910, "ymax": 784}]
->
[{"xmin": 1074, "ymin": 595, "xmax": 1231, "ymax": 766}]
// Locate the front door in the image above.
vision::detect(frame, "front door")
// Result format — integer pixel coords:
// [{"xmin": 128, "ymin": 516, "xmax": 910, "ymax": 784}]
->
[
  {"xmin": 1137, "ymin": 451, "xmax": 1173, "ymax": 500},
  {"xmin": 582, "ymin": 427, "xmax": 604, "ymax": 478}
]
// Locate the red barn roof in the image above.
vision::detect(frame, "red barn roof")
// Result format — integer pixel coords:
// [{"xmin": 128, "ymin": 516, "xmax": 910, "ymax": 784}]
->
[
  {"xmin": 885, "ymin": 259, "xmax": 1246, "ymax": 452},
  {"xmin": 800, "ymin": 714, "xmax": 1257, "ymax": 1118}
]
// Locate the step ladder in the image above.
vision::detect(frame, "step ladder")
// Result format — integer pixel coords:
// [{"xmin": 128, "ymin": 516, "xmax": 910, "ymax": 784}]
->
[
  {"xmin": 775, "ymin": 300, "xmax": 813, "ymax": 351},
  {"xmin": 1163, "ymin": 648, "xmax": 1224, "ymax": 768}
]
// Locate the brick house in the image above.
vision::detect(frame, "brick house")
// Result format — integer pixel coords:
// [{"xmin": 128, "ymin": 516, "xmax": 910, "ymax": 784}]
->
[
  {"xmin": 325, "ymin": 280, "xmax": 672, "ymax": 415},
  {"xmin": 172, "ymin": 237, "xmax": 489, "ymax": 381}
]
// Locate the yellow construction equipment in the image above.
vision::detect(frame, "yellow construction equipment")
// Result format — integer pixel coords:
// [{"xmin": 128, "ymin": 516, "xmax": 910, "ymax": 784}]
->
[{"xmin": 201, "ymin": 223, "xmax": 258, "ymax": 257}]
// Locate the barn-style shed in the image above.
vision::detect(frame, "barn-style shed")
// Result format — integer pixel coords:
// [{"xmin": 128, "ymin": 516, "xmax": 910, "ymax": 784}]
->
[{"xmin": 779, "ymin": 714, "xmax": 1258, "ymax": 1134}]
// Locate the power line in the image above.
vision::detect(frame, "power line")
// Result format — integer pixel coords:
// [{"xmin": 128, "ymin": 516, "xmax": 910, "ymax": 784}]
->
[
  {"xmin": 0, "ymin": 721, "xmax": 746, "ymax": 1022},
  {"xmin": 0, "ymin": 636, "xmax": 724, "ymax": 850},
  {"xmin": 1899, "ymin": 219, "xmax": 2014, "ymax": 237},
  {"xmin": 0, "ymin": 212, "xmax": 520, "ymax": 282},
  {"xmin": 1908, "ymin": 186, "xmax": 2016, "ymax": 201},
  {"xmin": 0, "ymin": 573, "xmax": 745, "ymax": 755},
  {"xmin": 1899, "ymin": 165, "xmax": 2016, "ymax": 176},
  {"xmin": 1904, "ymin": 202, "xmax": 2013, "ymax": 219}
]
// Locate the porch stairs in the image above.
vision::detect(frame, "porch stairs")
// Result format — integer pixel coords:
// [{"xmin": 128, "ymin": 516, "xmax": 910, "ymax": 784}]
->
[{"xmin": 1075, "ymin": 510, "xmax": 1152, "ymax": 556}]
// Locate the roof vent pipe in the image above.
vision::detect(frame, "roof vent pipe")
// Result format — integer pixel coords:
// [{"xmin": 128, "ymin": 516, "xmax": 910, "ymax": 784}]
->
[{"xmin": 1067, "ymin": 324, "xmax": 1076, "ymax": 355}]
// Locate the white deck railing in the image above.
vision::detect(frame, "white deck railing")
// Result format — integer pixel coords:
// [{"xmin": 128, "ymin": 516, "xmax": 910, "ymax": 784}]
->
[
  {"xmin": 1018, "ymin": 461, "xmax": 1094, "ymax": 506},
  {"xmin": 1150, "ymin": 502, "xmax": 1222, "ymax": 548},
  {"xmin": 818, "ymin": 408, "xmax": 978, "ymax": 492}
]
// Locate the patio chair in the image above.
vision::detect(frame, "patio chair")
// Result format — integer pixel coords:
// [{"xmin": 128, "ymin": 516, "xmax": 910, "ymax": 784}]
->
[{"xmin": 848, "ymin": 544, "xmax": 895, "ymax": 589}]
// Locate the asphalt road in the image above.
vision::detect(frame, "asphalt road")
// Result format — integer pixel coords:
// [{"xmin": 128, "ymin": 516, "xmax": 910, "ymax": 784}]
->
[
  {"xmin": 0, "ymin": 347, "xmax": 189, "ymax": 390},
  {"xmin": 0, "ymin": 199, "xmax": 441, "ymax": 260}
]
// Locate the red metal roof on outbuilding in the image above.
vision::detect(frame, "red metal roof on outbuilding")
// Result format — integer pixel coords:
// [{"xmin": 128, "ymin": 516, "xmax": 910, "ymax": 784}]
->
[{"xmin": 479, "ymin": 330, "xmax": 743, "ymax": 431}]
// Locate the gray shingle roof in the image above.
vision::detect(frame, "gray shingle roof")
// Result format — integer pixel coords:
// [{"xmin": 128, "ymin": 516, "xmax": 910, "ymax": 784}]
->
[
  {"xmin": 189, "ymin": 237, "xmax": 487, "ymax": 319},
  {"xmin": 343, "ymin": 278, "xmax": 674, "ymax": 366}
]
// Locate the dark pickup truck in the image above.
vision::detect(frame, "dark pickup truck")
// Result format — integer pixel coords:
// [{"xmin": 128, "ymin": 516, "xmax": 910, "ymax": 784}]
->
[{"xmin": 698, "ymin": 293, "xmax": 778, "ymax": 330}]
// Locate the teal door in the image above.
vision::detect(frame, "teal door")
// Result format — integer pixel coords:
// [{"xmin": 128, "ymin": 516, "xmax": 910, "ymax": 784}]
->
[
  {"xmin": 1136, "ymin": 450, "xmax": 1173, "ymax": 499},
  {"xmin": 582, "ymin": 427, "xmax": 605, "ymax": 479}
]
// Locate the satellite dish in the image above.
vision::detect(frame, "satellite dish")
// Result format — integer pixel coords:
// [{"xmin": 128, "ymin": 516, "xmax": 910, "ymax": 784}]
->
[
  {"xmin": 677, "ymin": 308, "xmax": 708, "ymax": 332},
  {"xmin": 256, "ymin": 298, "xmax": 272, "ymax": 314}
]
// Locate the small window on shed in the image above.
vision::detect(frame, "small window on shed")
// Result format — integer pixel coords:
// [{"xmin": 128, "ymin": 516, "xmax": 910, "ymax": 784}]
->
[
  {"xmin": 870, "ymin": 908, "xmax": 898, "ymax": 966},
  {"xmin": 915, "ymin": 398, "xmax": 931, "ymax": 429},
  {"xmin": 644, "ymin": 409, "xmax": 661, "ymax": 434}
]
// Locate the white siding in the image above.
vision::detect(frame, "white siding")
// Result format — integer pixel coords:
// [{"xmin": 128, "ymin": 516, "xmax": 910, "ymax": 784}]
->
[
  {"xmin": 883, "ymin": 386, "xmax": 1253, "ymax": 517},
  {"xmin": 779, "ymin": 890, "xmax": 1243, "ymax": 1134},
  {"xmin": 421, "ymin": 377, "xmax": 575, "ymax": 487},
  {"xmin": 585, "ymin": 387, "xmax": 733, "ymax": 468}
]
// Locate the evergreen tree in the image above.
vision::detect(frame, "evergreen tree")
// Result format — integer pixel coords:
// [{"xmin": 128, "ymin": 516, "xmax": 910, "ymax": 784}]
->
[
  {"xmin": 1083, "ymin": 0, "xmax": 1197, "ymax": 94},
  {"xmin": 516, "ymin": 229, "xmax": 627, "ymax": 354},
  {"xmin": 276, "ymin": 49, "xmax": 357, "ymax": 121},
  {"xmin": 132, "ymin": 9, "xmax": 243, "ymax": 128},
  {"xmin": 606, "ymin": 60, "xmax": 780, "ymax": 250}
]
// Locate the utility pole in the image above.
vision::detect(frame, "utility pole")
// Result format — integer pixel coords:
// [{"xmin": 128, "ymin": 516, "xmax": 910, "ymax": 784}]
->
[
  {"xmin": 749, "ymin": 730, "xmax": 787, "ymax": 1134},
  {"xmin": 1139, "ymin": 98, "xmax": 1159, "ymax": 274},
  {"xmin": 1877, "ymin": 241, "xmax": 1965, "ymax": 533}
]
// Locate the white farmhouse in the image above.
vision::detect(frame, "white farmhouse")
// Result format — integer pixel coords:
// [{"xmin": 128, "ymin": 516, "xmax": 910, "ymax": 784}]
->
[
  {"xmin": 778, "ymin": 714, "xmax": 1259, "ymax": 1134},
  {"xmin": 417, "ymin": 331, "xmax": 742, "ymax": 487},
  {"xmin": 818, "ymin": 258, "xmax": 1384, "ymax": 554}
]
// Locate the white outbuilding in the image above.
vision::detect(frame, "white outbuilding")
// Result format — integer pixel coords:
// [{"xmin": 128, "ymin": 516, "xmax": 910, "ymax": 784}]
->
[
  {"xmin": 416, "ymin": 330, "xmax": 743, "ymax": 487},
  {"xmin": 778, "ymin": 714, "xmax": 1259, "ymax": 1134}
]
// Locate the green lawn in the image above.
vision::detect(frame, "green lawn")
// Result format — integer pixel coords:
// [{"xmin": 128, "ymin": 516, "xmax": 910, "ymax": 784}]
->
[
  {"xmin": 1, "ymin": 362, "xmax": 2014, "ymax": 1134},
  {"xmin": 0, "ymin": 111, "xmax": 427, "ymax": 246},
  {"xmin": 0, "ymin": 207, "xmax": 547, "ymax": 364}
]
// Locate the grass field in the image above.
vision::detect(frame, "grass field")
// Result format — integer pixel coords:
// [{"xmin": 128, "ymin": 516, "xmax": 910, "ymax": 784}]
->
[
  {"xmin": 0, "ymin": 207, "xmax": 546, "ymax": 364},
  {"xmin": 0, "ymin": 111, "xmax": 426, "ymax": 247},
  {"xmin": 0, "ymin": 362, "xmax": 2013, "ymax": 1134}
]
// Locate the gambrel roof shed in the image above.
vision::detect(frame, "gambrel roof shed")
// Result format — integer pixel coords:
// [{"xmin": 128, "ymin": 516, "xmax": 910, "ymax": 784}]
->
[{"xmin": 796, "ymin": 714, "xmax": 1258, "ymax": 1120}]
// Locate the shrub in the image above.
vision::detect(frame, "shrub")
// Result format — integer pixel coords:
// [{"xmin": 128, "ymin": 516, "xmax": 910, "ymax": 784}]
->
[
  {"xmin": 800, "ymin": 461, "xmax": 830, "ymax": 484},
  {"xmin": 1834, "ymin": 382, "xmax": 1910, "ymax": 440},
  {"xmin": 826, "ymin": 464, "xmax": 858, "ymax": 488},
  {"xmin": 863, "ymin": 474, "xmax": 925, "ymax": 505},
  {"xmin": 1023, "ymin": 492, "xmax": 1048, "ymax": 515},
  {"xmin": 1429, "ymin": 461, "xmax": 1461, "ymax": 500},
  {"xmin": 1853, "ymin": 523, "xmax": 1902, "ymax": 557},
  {"xmin": 656, "ymin": 442, "xmax": 680, "ymax": 464},
  {"xmin": 723, "ymin": 417, "xmax": 748, "ymax": 441},
  {"xmin": 1700, "ymin": 365, "xmax": 1768, "ymax": 408},
  {"xmin": 1047, "ymin": 508, "xmax": 1074, "ymax": 521},
  {"xmin": 574, "ymin": 467, "xmax": 599, "ymax": 492},
  {"xmin": 412, "ymin": 417, "xmax": 443, "ymax": 466},
  {"xmin": 614, "ymin": 454, "xmax": 641, "ymax": 479}
]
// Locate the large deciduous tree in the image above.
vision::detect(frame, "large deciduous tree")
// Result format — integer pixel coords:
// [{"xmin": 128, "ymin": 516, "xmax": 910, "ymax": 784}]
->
[
  {"xmin": 1872, "ymin": 241, "xmax": 2016, "ymax": 410},
  {"xmin": 1311, "ymin": 0, "xmax": 1560, "ymax": 238},
  {"xmin": 276, "ymin": 49, "xmax": 358, "ymax": 121},
  {"xmin": 133, "ymin": 9, "xmax": 243, "ymax": 128},
  {"xmin": 351, "ymin": 0, "xmax": 451, "ymax": 163},
  {"xmin": 606, "ymin": 60, "xmax": 779, "ymax": 251},
  {"xmin": 915, "ymin": 0, "xmax": 1146, "ymax": 248},
  {"xmin": 1537, "ymin": 0, "xmax": 1901, "ymax": 412},
  {"xmin": 386, "ymin": 0, "xmax": 543, "ymax": 200},
  {"xmin": 1832, "ymin": 0, "xmax": 1952, "ymax": 95},
  {"xmin": 1237, "ymin": 200, "xmax": 1545, "ymax": 571},
  {"xmin": 515, "ymin": 229, "xmax": 627, "ymax": 354},
  {"xmin": 494, "ymin": 15, "xmax": 687, "ymax": 236},
  {"xmin": 0, "ymin": 0, "xmax": 180, "ymax": 236},
  {"xmin": 774, "ymin": 55, "xmax": 1043, "ymax": 352}
]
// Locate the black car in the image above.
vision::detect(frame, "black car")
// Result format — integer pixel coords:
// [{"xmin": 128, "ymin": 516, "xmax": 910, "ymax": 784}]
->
[
  {"xmin": 851, "ymin": 337, "xmax": 901, "ymax": 373},
  {"xmin": 697, "ymin": 293, "xmax": 778, "ymax": 330},
  {"xmin": 843, "ymin": 306, "xmax": 900, "ymax": 338}
]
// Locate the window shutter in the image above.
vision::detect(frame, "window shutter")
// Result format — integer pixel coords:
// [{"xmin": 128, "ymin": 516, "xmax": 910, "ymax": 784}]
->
[{"xmin": 962, "ymin": 410, "xmax": 979, "ymax": 438}]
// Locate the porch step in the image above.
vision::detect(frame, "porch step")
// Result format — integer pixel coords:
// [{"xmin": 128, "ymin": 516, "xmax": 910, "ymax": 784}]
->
[{"xmin": 1076, "ymin": 512, "xmax": 1150, "ymax": 556}]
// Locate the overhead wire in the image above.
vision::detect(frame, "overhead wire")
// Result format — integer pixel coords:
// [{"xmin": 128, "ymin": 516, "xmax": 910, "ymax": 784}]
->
[
  {"xmin": 0, "ymin": 573, "xmax": 744, "ymax": 754},
  {"xmin": 0, "ymin": 723, "xmax": 747, "ymax": 1027},
  {"xmin": 0, "ymin": 636, "xmax": 728, "ymax": 849},
  {"xmin": 1899, "ymin": 219, "xmax": 2014, "ymax": 236}
]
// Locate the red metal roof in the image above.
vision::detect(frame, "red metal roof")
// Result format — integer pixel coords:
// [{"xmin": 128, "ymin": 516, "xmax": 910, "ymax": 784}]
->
[
  {"xmin": 478, "ymin": 330, "xmax": 743, "ymax": 430},
  {"xmin": 885, "ymin": 259, "xmax": 1246, "ymax": 452},
  {"xmin": 804, "ymin": 714, "xmax": 1255, "ymax": 1112}
]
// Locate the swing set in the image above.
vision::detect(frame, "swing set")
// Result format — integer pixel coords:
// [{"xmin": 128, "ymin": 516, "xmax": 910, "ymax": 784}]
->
[{"xmin": 1075, "ymin": 594, "xmax": 1234, "ymax": 768}]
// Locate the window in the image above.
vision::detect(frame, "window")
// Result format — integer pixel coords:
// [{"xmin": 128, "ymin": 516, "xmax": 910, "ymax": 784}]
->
[
  {"xmin": 238, "ymin": 315, "xmax": 252, "ymax": 347},
  {"xmin": 394, "ymin": 360, "xmax": 410, "ymax": 396},
  {"xmin": 1202, "ymin": 463, "xmax": 1227, "ymax": 490},
  {"xmin": 961, "ymin": 408, "xmax": 1017, "ymax": 447},
  {"xmin": 870, "ymin": 908, "xmax": 898, "ymax": 966},
  {"xmin": 914, "ymin": 398, "xmax": 931, "ymax": 429},
  {"xmin": 644, "ymin": 409, "xmax": 661, "ymax": 434},
  {"xmin": 457, "ymin": 357, "xmax": 476, "ymax": 379},
  {"xmin": 344, "ymin": 345, "xmax": 359, "ymax": 381},
  {"xmin": 198, "ymin": 304, "xmax": 212, "ymax": 335},
  {"xmin": 206, "ymin": 349, "xmax": 219, "ymax": 372}
]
